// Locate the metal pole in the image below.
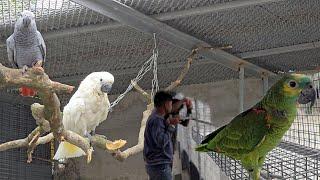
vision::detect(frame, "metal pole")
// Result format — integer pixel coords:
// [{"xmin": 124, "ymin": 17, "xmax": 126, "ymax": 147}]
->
[
  {"xmin": 239, "ymin": 66, "xmax": 244, "ymax": 113},
  {"xmin": 195, "ymin": 100, "xmax": 202, "ymax": 177}
]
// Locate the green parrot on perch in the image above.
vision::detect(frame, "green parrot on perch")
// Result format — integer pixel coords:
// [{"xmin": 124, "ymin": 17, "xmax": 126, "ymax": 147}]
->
[{"xmin": 195, "ymin": 74, "xmax": 316, "ymax": 180}]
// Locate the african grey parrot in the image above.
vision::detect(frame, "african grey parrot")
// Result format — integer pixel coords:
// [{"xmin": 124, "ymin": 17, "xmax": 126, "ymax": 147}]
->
[{"xmin": 6, "ymin": 10, "xmax": 46, "ymax": 97}]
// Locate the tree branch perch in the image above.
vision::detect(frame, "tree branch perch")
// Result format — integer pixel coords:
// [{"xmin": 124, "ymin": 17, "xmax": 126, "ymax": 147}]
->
[
  {"xmin": 113, "ymin": 47, "xmax": 203, "ymax": 161},
  {"xmin": 0, "ymin": 64, "xmax": 97, "ymax": 163}
]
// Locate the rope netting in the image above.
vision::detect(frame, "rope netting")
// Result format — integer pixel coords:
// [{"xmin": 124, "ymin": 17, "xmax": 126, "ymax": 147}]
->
[{"xmin": 110, "ymin": 33, "xmax": 159, "ymax": 110}]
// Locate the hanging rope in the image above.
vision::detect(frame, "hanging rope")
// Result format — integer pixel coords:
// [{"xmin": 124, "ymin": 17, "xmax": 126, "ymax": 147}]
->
[
  {"xmin": 151, "ymin": 33, "xmax": 159, "ymax": 99},
  {"xmin": 110, "ymin": 33, "xmax": 159, "ymax": 110}
]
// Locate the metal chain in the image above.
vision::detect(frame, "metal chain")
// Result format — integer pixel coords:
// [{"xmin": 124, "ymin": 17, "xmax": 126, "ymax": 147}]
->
[{"xmin": 110, "ymin": 34, "xmax": 159, "ymax": 110}]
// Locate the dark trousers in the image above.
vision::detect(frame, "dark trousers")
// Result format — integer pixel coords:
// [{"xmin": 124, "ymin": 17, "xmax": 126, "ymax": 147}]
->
[{"xmin": 146, "ymin": 164, "xmax": 172, "ymax": 180}]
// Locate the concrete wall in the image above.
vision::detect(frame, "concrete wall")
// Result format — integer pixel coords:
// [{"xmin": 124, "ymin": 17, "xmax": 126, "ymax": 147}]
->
[
  {"xmin": 59, "ymin": 78, "xmax": 265, "ymax": 180},
  {"xmin": 177, "ymin": 78, "xmax": 264, "ymax": 126}
]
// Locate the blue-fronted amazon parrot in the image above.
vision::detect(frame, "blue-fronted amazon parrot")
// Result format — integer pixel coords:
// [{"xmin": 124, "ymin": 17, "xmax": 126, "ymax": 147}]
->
[{"xmin": 195, "ymin": 74, "xmax": 316, "ymax": 180}]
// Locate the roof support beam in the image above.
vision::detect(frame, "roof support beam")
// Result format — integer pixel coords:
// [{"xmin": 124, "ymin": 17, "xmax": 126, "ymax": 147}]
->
[
  {"xmin": 237, "ymin": 41, "xmax": 320, "ymax": 59},
  {"xmin": 71, "ymin": 0, "xmax": 275, "ymax": 77}
]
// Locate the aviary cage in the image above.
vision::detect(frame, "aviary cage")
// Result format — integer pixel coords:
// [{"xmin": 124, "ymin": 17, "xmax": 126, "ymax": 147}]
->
[
  {"xmin": 0, "ymin": 0, "xmax": 320, "ymax": 179},
  {"xmin": 192, "ymin": 73, "xmax": 320, "ymax": 180}
]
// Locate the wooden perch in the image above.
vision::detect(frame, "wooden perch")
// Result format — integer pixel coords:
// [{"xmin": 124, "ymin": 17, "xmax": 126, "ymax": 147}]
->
[
  {"xmin": 0, "ymin": 131, "xmax": 54, "ymax": 151},
  {"xmin": 0, "ymin": 63, "xmax": 128, "ymax": 164},
  {"xmin": 131, "ymin": 80, "xmax": 152, "ymax": 103},
  {"xmin": 165, "ymin": 48, "xmax": 198, "ymax": 91},
  {"xmin": 0, "ymin": 65, "xmax": 73, "ymax": 93},
  {"xmin": 165, "ymin": 45, "xmax": 232, "ymax": 91},
  {"xmin": 0, "ymin": 64, "xmax": 96, "ymax": 163},
  {"xmin": 113, "ymin": 47, "xmax": 201, "ymax": 161},
  {"xmin": 113, "ymin": 104, "xmax": 153, "ymax": 161}
]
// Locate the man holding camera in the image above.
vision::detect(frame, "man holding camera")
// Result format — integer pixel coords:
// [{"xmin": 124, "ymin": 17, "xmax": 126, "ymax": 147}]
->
[
  {"xmin": 170, "ymin": 92, "xmax": 193, "ymax": 126},
  {"xmin": 143, "ymin": 91, "xmax": 192, "ymax": 180},
  {"xmin": 168, "ymin": 92, "xmax": 193, "ymax": 152}
]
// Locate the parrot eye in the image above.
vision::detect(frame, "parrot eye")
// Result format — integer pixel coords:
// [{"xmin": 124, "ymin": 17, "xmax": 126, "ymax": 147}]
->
[
  {"xmin": 100, "ymin": 78, "xmax": 103, "ymax": 82},
  {"xmin": 288, "ymin": 80, "xmax": 297, "ymax": 88}
]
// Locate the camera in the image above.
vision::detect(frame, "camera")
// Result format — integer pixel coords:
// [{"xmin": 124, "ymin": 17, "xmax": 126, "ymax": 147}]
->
[
  {"xmin": 178, "ymin": 104, "xmax": 192, "ymax": 127},
  {"xmin": 170, "ymin": 92, "xmax": 193, "ymax": 127}
]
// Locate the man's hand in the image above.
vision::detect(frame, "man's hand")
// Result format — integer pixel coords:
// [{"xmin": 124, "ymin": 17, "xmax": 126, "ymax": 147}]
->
[
  {"xmin": 183, "ymin": 98, "xmax": 193, "ymax": 110},
  {"xmin": 167, "ymin": 116, "xmax": 181, "ymax": 125}
]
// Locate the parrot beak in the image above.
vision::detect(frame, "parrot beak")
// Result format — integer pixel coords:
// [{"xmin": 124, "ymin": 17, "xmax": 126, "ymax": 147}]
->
[
  {"xmin": 298, "ymin": 83, "xmax": 316, "ymax": 108},
  {"xmin": 23, "ymin": 17, "xmax": 31, "ymax": 28},
  {"xmin": 101, "ymin": 83, "xmax": 112, "ymax": 93}
]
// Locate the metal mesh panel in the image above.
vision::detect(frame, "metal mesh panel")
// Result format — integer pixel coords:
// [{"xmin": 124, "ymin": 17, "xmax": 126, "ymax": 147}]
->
[
  {"xmin": 192, "ymin": 129, "xmax": 320, "ymax": 179},
  {"xmin": 0, "ymin": 101, "xmax": 52, "ymax": 180},
  {"xmin": 115, "ymin": 0, "xmax": 235, "ymax": 15},
  {"xmin": 0, "ymin": 0, "xmax": 114, "ymax": 40},
  {"xmin": 0, "ymin": 26, "xmax": 187, "ymax": 79},
  {"xmin": 247, "ymin": 48, "xmax": 320, "ymax": 73},
  {"xmin": 109, "ymin": 61, "xmax": 239, "ymax": 94},
  {"xmin": 163, "ymin": 0, "xmax": 320, "ymax": 53},
  {"xmin": 191, "ymin": 73, "xmax": 320, "ymax": 179},
  {"xmin": 0, "ymin": 24, "xmax": 241, "ymax": 94}
]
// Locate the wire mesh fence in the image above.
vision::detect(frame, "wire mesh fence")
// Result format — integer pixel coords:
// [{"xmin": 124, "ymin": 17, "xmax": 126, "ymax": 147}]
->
[
  {"xmin": 115, "ymin": 0, "xmax": 235, "ymax": 15},
  {"xmin": 0, "ymin": 0, "xmax": 113, "ymax": 38},
  {"xmin": 193, "ymin": 129, "xmax": 320, "ymax": 180},
  {"xmin": 0, "ymin": 101, "xmax": 52, "ymax": 180},
  {"xmin": 191, "ymin": 73, "xmax": 320, "ymax": 180},
  {"xmin": 283, "ymin": 73, "xmax": 320, "ymax": 149}
]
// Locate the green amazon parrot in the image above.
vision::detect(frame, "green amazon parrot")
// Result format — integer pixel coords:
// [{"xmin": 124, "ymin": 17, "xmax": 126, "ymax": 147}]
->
[{"xmin": 195, "ymin": 74, "xmax": 316, "ymax": 180}]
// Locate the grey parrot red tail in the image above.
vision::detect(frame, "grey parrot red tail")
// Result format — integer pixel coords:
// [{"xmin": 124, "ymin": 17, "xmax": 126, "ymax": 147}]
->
[{"xmin": 19, "ymin": 86, "xmax": 37, "ymax": 97}]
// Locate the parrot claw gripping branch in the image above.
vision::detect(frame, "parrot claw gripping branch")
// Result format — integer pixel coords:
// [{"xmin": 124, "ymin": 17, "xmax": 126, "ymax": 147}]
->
[{"xmin": 0, "ymin": 64, "xmax": 120, "ymax": 163}]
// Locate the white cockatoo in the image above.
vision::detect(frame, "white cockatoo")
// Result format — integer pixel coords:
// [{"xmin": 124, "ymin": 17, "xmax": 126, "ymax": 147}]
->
[
  {"xmin": 54, "ymin": 72, "xmax": 115, "ymax": 161},
  {"xmin": 6, "ymin": 10, "xmax": 46, "ymax": 97}
]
